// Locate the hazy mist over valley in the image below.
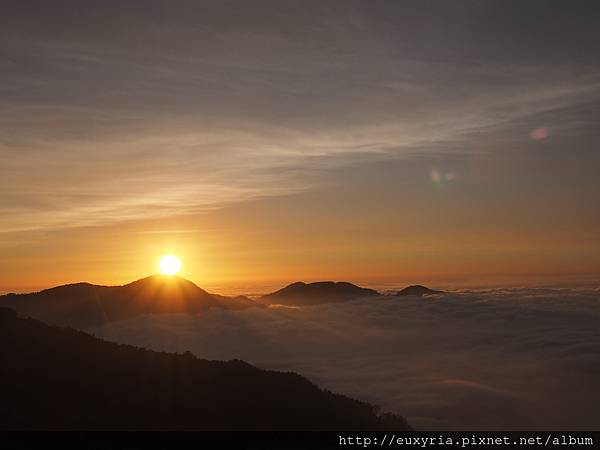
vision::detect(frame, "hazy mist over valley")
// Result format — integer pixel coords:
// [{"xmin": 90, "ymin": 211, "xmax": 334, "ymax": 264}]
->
[{"xmin": 90, "ymin": 288, "xmax": 600, "ymax": 430}]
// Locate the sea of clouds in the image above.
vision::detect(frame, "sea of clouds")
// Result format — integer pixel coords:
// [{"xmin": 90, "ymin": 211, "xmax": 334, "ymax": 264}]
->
[{"xmin": 89, "ymin": 288, "xmax": 600, "ymax": 430}]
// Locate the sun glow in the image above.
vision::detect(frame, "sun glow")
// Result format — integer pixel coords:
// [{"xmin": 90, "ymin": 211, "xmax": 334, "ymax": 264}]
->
[{"xmin": 159, "ymin": 255, "xmax": 181, "ymax": 275}]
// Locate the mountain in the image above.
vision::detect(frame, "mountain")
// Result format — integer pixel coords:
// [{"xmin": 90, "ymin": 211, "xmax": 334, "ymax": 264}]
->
[
  {"xmin": 0, "ymin": 307, "xmax": 410, "ymax": 430},
  {"xmin": 0, "ymin": 275, "xmax": 262, "ymax": 328},
  {"xmin": 259, "ymin": 281, "xmax": 379, "ymax": 306},
  {"xmin": 395, "ymin": 285, "xmax": 444, "ymax": 297}
]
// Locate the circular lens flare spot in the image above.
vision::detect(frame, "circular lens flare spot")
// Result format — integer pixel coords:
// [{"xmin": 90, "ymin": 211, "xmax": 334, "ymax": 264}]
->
[
  {"xmin": 159, "ymin": 255, "xmax": 181, "ymax": 275},
  {"xmin": 529, "ymin": 127, "xmax": 551, "ymax": 141}
]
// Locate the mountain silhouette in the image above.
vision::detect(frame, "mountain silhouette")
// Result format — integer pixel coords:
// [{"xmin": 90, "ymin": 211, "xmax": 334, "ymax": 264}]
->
[
  {"xmin": 259, "ymin": 281, "xmax": 379, "ymax": 306},
  {"xmin": 395, "ymin": 285, "xmax": 444, "ymax": 297},
  {"xmin": 0, "ymin": 307, "xmax": 410, "ymax": 430},
  {"xmin": 0, "ymin": 275, "xmax": 262, "ymax": 328}
]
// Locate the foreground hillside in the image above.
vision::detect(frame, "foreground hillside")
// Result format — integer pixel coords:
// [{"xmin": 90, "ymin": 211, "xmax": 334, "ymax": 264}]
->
[{"xmin": 0, "ymin": 308, "xmax": 409, "ymax": 430}]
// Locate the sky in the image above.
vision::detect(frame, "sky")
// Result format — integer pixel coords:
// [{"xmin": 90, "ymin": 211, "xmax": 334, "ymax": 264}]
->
[{"xmin": 1, "ymin": 0, "xmax": 600, "ymax": 293}]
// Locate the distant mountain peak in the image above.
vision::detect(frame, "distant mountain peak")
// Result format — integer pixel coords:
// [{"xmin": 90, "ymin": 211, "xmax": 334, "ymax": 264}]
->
[
  {"xmin": 0, "ymin": 275, "xmax": 259, "ymax": 328},
  {"xmin": 126, "ymin": 273, "xmax": 196, "ymax": 285},
  {"xmin": 395, "ymin": 285, "xmax": 444, "ymax": 297},
  {"xmin": 130, "ymin": 273, "xmax": 189, "ymax": 282},
  {"xmin": 260, "ymin": 280, "xmax": 380, "ymax": 306},
  {"xmin": 124, "ymin": 274, "xmax": 209, "ymax": 293}
]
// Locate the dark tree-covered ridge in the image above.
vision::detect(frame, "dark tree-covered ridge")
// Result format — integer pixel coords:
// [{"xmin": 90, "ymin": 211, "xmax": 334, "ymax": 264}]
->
[{"xmin": 0, "ymin": 308, "xmax": 410, "ymax": 431}]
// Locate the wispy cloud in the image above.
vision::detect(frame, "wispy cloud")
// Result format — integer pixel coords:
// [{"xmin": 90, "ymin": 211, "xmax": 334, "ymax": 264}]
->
[
  {"xmin": 2, "ymin": 76, "xmax": 599, "ymax": 232},
  {"xmin": 2, "ymin": 1, "xmax": 600, "ymax": 232}
]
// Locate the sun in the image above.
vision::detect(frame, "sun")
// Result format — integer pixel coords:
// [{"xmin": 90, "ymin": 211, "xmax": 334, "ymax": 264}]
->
[{"xmin": 159, "ymin": 255, "xmax": 181, "ymax": 275}]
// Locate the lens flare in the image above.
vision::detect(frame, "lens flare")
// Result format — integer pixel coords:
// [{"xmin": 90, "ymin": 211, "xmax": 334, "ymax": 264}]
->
[
  {"xmin": 529, "ymin": 127, "xmax": 551, "ymax": 141},
  {"xmin": 431, "ymin": 168, "xmax": 457, "ymax": 185}
]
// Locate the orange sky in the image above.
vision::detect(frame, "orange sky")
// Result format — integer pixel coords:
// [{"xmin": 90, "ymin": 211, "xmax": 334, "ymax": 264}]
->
[{"xmin": 2, "ymin": 171, "xmax": 599, "ymax": 295}]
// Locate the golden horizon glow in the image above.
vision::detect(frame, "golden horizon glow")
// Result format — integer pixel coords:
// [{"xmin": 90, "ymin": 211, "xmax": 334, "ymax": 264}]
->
[{"xmin": 159, "ymin": 255, "xmax": 181, "ymax": 275}]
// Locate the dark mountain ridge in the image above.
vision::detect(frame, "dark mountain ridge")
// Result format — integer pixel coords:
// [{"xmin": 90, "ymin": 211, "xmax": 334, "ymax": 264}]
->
[
  {"xmin": 0, "ymin": 307, "xmax": 410, "ymax": 430},
  {"xmin": 395, "ymin": 285, "xmax": 444, "ymax": 297},
  {"xmin": 1, "ymin": 277, "xmax": 446, "ymax": 328},
  {"xmin": 259, "ymin": 281, "xmax": 379, "ymax": 306},
  {"xmin": 0, "ymin": 275, "xmax": 261, "ymax": 328}
]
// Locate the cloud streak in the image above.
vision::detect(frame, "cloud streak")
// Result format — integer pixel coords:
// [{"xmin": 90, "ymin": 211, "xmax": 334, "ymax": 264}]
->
[
  {"xmin": 2, "ymin": 1, "xmax": 600, "ymax": 232},
  {"xmin": 2, "ymin": 77, "xmax": 599, "ymax": 232}
]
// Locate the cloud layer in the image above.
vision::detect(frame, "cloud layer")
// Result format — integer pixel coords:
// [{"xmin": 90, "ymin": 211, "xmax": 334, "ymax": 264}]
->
[{"xmin": 90, "ymin": 288, "xmax": 600, "ymax": 429}]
